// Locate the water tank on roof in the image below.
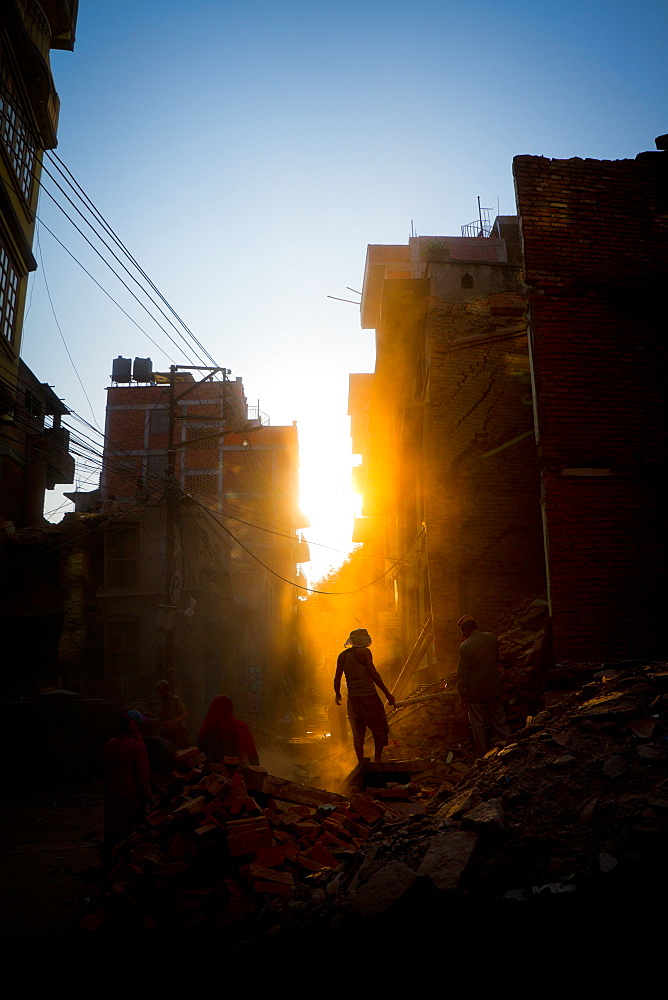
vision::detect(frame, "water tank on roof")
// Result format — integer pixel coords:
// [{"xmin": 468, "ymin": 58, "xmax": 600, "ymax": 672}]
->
[
  {"xmin": 111, "ymin": 356, "xmax": 132, "ymax": 382},
  {"xmin": 133, "ymin": 357, "xmax": 153, "ymax": 382}
]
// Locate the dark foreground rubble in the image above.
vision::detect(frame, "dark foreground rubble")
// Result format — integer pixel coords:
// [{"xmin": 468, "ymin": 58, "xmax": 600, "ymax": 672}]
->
[{"xmin": 59, "ymin": 656, "xmax": 668, "ymax": 980}]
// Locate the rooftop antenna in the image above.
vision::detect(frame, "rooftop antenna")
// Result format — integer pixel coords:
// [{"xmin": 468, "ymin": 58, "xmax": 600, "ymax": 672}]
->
[
  {"xmin": 410, "ymin": 219, "xmax": 416, "ymax": 238},
  {"xmin": 461, "ymin": 200, "xmax": 493, "ymax": 238}
]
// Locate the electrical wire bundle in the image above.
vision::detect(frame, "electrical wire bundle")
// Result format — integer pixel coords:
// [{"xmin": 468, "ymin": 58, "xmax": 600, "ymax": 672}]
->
[{"xmin": 0, "ymin": 92, "xmax": 416, "ymax": 595}]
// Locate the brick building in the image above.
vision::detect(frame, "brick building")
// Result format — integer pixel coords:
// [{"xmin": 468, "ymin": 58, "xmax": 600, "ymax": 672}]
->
[
  {"xmin": 513, "ymin": 139, "xmax": 668, "ymax": 660},
  {"xmin": 350, "ymin": 230, "xmax": 546, "ymax": 681},
  {"xmin": 0, "ymin": 1, "xmax": 77, "ymax": 528},
  {"xmin": 350, "ymin": 136, "xmax": 668, "ymax": 683},
  {"xmin": 67, "ymin": 360, "xmax": 309, "ymax": 728}
]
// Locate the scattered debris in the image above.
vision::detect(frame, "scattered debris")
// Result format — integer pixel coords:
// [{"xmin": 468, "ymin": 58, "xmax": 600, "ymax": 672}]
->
[{"xmin": 74, "ymin": 656, "xmax": 668, "ymax": 958}]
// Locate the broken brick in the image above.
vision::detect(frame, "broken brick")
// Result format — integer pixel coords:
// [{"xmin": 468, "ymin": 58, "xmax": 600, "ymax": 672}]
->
[
  {"xmin": 239, "ymin": 864, "xmax": 294, "ymax": 887},
  {"xmin": 304, "ymin": 843, "xmax": 339, "ymax": 868},
  {"xmin": 349, "ymin": 794, "xmax": 384, "ymax": 825},
  {"xmin": 226, "ymin": 818, "xmax": 273, "ymax": 856},
  {"xmin": 253, "ymin": 846, "xmax": 291, "ymax": 868},
  {"xmin": 172, "ymin": 795, "xmax": 208, "ymax": 822},
  {"xmin": 175, "ymin": 747, "xmax": 203, "ymax": 763}
]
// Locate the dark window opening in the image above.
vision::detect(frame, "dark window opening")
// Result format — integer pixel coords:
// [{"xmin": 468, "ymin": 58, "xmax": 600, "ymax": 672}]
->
[{"xmin": 105, "ymin": 524, "xmax": 139, "ymax": 587}]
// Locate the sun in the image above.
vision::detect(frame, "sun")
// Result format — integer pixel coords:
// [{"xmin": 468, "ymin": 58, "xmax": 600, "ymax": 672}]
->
[{"xmin": 298, "ymin": 424, "xmax": 360, "ymax": 585}]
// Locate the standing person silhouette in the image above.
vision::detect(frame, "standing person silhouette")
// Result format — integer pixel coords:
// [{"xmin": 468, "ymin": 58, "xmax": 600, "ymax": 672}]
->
[
  {"xmin": 456, "ymin": 614, "xmax": 510, "ymax": 758},
  {"xmin": 334, "ymin": 628, "xmax": 395, "ymax": 764}
]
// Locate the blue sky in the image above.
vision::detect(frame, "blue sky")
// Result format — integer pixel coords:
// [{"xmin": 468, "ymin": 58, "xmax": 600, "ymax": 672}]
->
[{"xmin": 22, "ymin": 0, "xmax": 668, "ymax": 578}]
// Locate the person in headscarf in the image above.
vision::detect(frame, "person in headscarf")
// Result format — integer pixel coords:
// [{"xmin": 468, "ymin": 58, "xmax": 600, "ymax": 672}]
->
[
  {"xmin": 197, "ymin": 696, "xmax": 260, "ymax": 766},
  {"xmin": 155, "ymin": 679, "xmax": 191, "ymax": 749},
  {"xmin": 334, "ymin": 628, "xmax": 395, "ymax": 765},
  {"xmin": 102, "ymin": 711, "xmax": 152, "ymax": 861}
]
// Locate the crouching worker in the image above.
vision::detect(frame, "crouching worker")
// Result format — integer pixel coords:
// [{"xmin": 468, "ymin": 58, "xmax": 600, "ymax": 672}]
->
[
  {"xmin": 198, "ymin": 696, "xmax": 260, "ymax": 766},
  {"xmin": 334, "ymin": 628, "xmax": 395, "ymax": 765}
]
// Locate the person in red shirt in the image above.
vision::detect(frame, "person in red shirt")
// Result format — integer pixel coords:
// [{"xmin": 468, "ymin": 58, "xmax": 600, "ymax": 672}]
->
[
  {"xmin": 102, "ymin": 711, "xmax": 152, "ymax": 861},
  {"xmin": 198, "ymin": 696, "xmax": 260, "ymax": 766},
  {"xmin": 334, "ymin": 628, "xmax": 395, "ymax": 764}
]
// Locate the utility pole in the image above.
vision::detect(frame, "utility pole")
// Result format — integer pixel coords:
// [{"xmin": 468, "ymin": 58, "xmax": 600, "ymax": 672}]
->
[
  {"xmin": 164, "ymin": 364, "xmax": 178, "ymax": 686},
  {"xmin": 163, "ymin": 364, "xmax": 258, "ymax": 690}
]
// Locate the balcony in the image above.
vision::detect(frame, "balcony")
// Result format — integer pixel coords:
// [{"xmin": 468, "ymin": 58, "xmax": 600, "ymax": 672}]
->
[
  {"xmin": 45, "ymin": 425, "xmax": 74, "ymax": 487},
  {"xmin": 8, "ymin": 0, "xmax": 62, "ymax": 146}
]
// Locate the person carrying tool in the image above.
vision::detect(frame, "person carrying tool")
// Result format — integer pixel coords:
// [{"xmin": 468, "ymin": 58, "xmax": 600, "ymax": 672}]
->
[
  {"xmin": 334, "ymin": 628, "xmax": 395, "ymax": 764},
  {"xmin": 456, "ymin": 614, "xmax": 510, "ymax": 758}
]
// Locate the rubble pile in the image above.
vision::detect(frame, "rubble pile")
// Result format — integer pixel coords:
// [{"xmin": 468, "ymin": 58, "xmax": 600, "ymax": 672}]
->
[
  {"xmin": 302, "ymin": 658, "xmax": 668, "ymax": 927},
  {"xmin": 77, "ymin": 658, "xmax": 668, "ymax": 960},
  {"xmin": 383, "ymin": 684, "xmax": 468, "ymax": 761},
  {"xmin": 497, "ymin": 598, "xmax": 550, "ymax": 720},
  {"xmin": 83, "ymin": 749, "xmax": 400, "ymax": 936}
]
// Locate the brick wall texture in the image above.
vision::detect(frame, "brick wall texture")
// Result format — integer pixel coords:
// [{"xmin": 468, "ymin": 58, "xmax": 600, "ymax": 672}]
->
[
  {"xmin": 354, "ymin": 257, "xmax": 545, "ymax": 674},
  {"xmin": 423, "ymin": 289, "xmax": 545, "ymax": 665},
  {"xmin": 514, "ymin": 152, "xmax": 668, "ymax": 660}
]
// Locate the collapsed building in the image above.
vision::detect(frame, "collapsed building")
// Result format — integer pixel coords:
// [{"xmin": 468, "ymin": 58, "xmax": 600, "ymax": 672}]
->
[
  {"xmin": 347, "ymin": 135, "xmax": 668, "ymax": 689},
  {"xmin": 349, "ymin": 222, "xmax": 545, "ymax": 680}
]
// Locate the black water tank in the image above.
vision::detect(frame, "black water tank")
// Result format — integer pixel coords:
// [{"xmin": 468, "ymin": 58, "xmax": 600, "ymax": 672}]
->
[
  {"xmin": 111, "ymin": 356, "xmax": 131, "ymax": 382},
  {"xmin": 133, "ymin": 357, "xmax": 153, "ymax": 382}
]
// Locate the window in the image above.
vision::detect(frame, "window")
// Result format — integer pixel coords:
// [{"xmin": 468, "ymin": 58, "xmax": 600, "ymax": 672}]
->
[
  {"xmin": 149, "ymin": 407, "xmax": 169, "ymax": 434},
  {"xmin": 461, "ymin": 273, "xmax": 474, "ymax": 289},
  {"xmin": 0, "ymin": 242, "xmax": 19, "ymax": 343},
  {"xmin": 104, "ymin": 617, "xmax": 140, "ymax": 677},
  {"xmin": 145, "ymin": 452, "xmax": 168, "ymax": 480},
  {"xmin": 105, "ymin": 524, "xmax": 139, "ymax": 587},
  {"xmin": 0, "ymin": 64, "xmax": 37, "ymax": 203}
]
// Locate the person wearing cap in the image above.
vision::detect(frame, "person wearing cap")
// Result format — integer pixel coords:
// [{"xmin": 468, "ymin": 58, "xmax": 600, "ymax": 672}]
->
[
  {"xmin": 102, "ymin": 711, "xmax": 153, "ymax": 861},
  {"xmin": 334, "ymin": 628, "xmax": 395, "ymax": 764},
  {"xmin": 456, "ymin": 615, "xmax": 510, "ymax": 758}
]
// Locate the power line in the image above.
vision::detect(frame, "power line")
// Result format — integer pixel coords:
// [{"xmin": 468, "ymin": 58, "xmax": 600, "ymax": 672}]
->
[
  {"xmin": 0, "ymin": 98, "xmax": 217, "ymax": 368},
  {"xmin": 36, "ymin": 226, "xmax": 99, "ymax": 427},
  {"xmin": 193, "ymin": 496, "xmax": 424, "ymax": 595},
  {"xmin": 37, "ymin": 161, "xmax": 214, "ymax": 366},
  {"xmin": 45, "ymin": 149, "xmax": 218, "ymax": 366}
]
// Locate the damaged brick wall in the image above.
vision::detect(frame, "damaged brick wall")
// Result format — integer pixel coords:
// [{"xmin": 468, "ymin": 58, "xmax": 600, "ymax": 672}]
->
[
  {"xmin": 423, "ymin": 276, "xmax": 545, "ymax": 667},
  {"xmin": 514, "ymin": 151, "xmax": 668, "ymax": 660},
  {"xmin": 354, "ymin": 241, "xmax": 545, "ymax": 678}
]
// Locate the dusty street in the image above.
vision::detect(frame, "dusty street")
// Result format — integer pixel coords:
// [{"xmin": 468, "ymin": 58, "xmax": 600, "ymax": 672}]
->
[{"xmin": 0, "ymin": 781, "xmax": 103, "ymax": 985}]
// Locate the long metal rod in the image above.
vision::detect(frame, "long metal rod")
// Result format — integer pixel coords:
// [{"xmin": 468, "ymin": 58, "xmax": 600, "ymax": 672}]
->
[{"xmin": 391, "ymin": 689, "xmax": 449, "ymax": 710}]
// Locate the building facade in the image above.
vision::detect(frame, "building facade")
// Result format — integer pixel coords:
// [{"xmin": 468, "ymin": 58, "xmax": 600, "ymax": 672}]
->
[
  {"xmin": 513, "ymin": 139, "xmax": 668, "ymax": 660},
  {"xmin": 0, "ymin": 0, "xmax": 78, "ymax": 527},
  {"xmin": 351, "ymin": 135, "xmax": 668, "ymax": 680},
  {"xmin": 350, "ymin": 229, "xmax": 546, "ymax": 682},
  {"xmin": 67, "ymin": 360, "xmax": 308, "ymax": 728}
]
